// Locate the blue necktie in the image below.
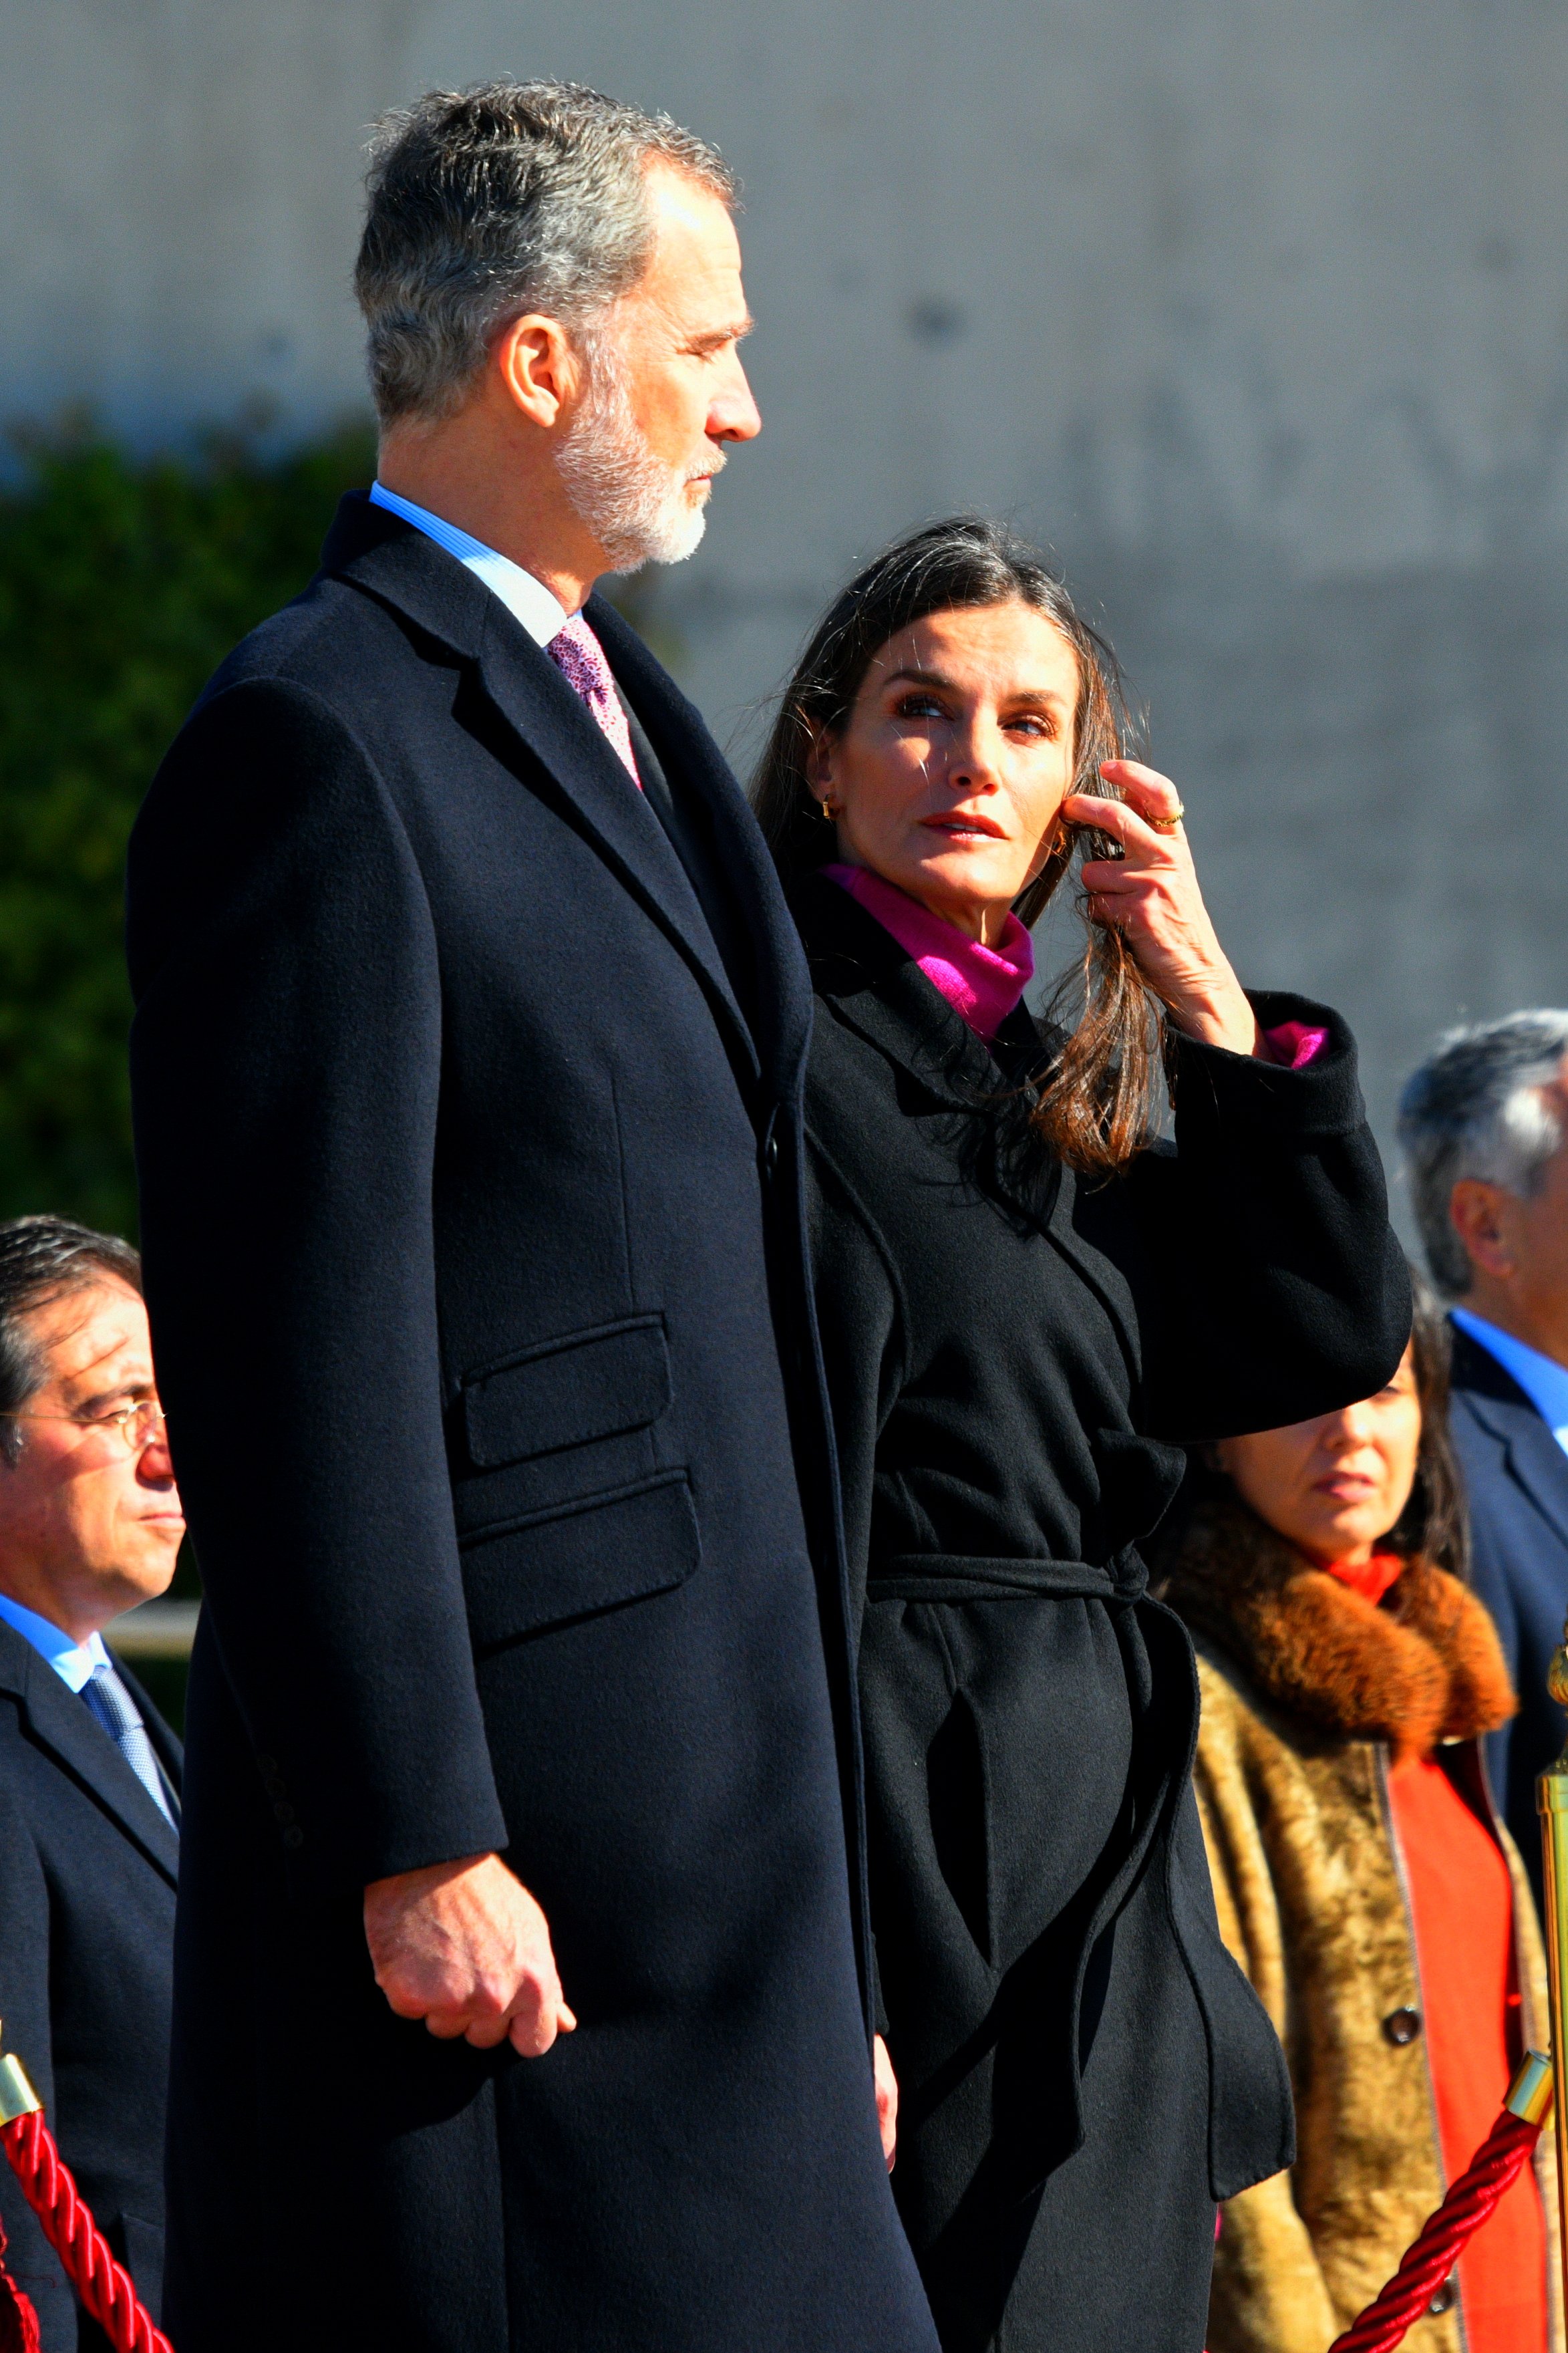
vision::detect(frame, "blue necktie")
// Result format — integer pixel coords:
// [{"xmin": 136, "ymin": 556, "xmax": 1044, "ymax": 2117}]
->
[{"xmin": 80, "ymin": 1661, "xmax": 178, "ymax": 1830}]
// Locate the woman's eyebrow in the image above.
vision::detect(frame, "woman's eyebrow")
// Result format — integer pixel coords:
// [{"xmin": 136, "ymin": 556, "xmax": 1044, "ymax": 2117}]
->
[{"xmin": 885, "ymin": 666, "xmax": 1068, "ymax": 707}]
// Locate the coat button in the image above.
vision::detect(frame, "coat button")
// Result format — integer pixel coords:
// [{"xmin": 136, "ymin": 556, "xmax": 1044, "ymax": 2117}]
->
[
  {"xmin": 1383, "ymin": 2006, "xmax": 1422, "ymax": 2046},
  {"xmin": 282, "ymin": 1826, "xmax": 305, "ymax": 1850},
  {"xmin": 1427, "ymin": 2280, "xmax": 1455, "ymax": 2315},
  {"xmin": 764, "ymin": 1130, "xmax": 780, "ymax": 1178}
]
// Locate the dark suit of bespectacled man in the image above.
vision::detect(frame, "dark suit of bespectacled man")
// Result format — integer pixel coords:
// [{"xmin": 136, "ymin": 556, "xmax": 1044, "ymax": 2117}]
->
[
  {"xmin": 0, "ymin": 1216, "xmax": 184, "ymax": 2352},
  {"xmin": 125, "ymin": 82, "xmax": 937, "ymax": 2353}
]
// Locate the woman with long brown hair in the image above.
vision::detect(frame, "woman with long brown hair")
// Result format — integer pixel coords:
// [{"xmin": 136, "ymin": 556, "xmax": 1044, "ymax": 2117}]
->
[{"xmin": 753, "ymin": 517, "xmax": 1410, "ymax": 2352}]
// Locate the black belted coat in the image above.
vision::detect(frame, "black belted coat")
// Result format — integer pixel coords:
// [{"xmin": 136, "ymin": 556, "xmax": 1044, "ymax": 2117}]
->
[{"xmin": 792, "ymin": 875, "xmax": 1410, "ymax": 2353}]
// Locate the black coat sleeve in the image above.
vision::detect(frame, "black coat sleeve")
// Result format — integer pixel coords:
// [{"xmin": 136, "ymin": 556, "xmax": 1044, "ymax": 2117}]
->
[
  {"xmin": 0, "ymin": 1783, "xmax": 73, "ymax": 2350},
  {"xmin": 126, "ymin": 678, "xmax": 508, "ymax": 1888},
  {"xmin": 1118, "ymin": 990, "xmax": 1410, "ymax": 1441}
]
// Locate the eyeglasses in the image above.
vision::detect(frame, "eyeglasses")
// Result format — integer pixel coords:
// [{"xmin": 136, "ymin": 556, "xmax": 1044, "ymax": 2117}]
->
[{"xmin": 3, "ymin": 1399, "xmax": 168, "ymax": 1456}]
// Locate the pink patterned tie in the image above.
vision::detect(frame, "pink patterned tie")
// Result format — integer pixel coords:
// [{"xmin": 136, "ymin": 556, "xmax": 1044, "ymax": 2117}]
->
[{"xmin": 547, "ymin": 613, "xmax": 641, "ymax": 789}]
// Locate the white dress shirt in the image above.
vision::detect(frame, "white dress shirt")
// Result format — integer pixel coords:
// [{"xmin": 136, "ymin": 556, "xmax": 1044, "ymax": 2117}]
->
[
  {"xmin": 369, "ymin": 482, "xmax": 569, "ymax": 647},
  {"xmin": 0, "ymin": 1588, "xmax": 112, "ymax": 1689},
  {"xmin": 1452, "ymin": 1307, "xmax": 1568, "ymax": 1458}
]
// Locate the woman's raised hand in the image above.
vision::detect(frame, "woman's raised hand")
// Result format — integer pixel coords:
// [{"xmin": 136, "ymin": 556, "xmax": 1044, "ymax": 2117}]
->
[{"xmin": 1062, "ymin": 758, "xmax": 1261, "ymax": 1058}]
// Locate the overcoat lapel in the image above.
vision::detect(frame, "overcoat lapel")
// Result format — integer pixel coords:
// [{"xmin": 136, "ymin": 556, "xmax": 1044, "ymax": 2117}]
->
[
  {"xmin": 0, "ymin": 1625, "xmax": 179, "ymax": 1884},
  {"xmin": 796, "ymin": 874, "xmax": 1147, "ymax": 1378},
  {"xmin": 588, "ymin": 593, "xmax": 813, "ymax": 1102},
  {"xmin": 468, "ymin": 604, "xmax": 758, "ymax": 1072},
  {"xmin": 795, "ymin": 874, "xmax": 1001, "ymax": 1112},
  {"xmin": 320, "ymin": 499, "xmax": 761, "ymax": 1083},
  {"xmin": 1499, "ymin": 1413, "xmax": 1568, "ymax": 1553},
  {"xmin": 1453, "ymin": 1331, "xmax": 1568, "ymax": 1553}
]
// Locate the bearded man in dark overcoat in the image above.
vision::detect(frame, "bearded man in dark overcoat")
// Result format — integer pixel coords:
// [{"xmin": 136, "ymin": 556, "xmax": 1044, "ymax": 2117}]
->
[{"xmin": 125, "ymin": 81, "xmax": 937, "ymax": 2353}]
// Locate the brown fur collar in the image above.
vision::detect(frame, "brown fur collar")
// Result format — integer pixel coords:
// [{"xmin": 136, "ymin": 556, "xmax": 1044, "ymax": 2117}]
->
[{"xmin": 1163, "ymin": 1495, "xmax": 1517, "ymax": 1761}]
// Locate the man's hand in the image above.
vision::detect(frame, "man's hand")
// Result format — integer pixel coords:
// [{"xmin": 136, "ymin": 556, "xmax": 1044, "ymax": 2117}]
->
[
  {"xmin": 363, "ymin": 1851, "xmax": 577, "ymax": 2058},
  {"xmin": 874, "ymin": 2033, "xmax": 899, "ymax": 2171}
]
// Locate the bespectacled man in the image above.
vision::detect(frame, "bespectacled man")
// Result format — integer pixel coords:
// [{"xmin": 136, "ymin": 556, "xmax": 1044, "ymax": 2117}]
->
[{"xmin": 0, "ymin": 1214, "xmax": 183, "ymax": 2346}]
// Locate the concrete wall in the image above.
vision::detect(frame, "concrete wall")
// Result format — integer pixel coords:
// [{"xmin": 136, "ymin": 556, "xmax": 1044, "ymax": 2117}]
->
[{"xmin": 6, "ymin": 0, "xmax": 1568, "ymax": 1210}]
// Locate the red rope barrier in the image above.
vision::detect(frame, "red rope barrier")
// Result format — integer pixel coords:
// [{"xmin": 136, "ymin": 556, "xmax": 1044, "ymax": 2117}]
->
[
  {"xmin": 0, "ymin": 2016, "xmax": 1553, "ymax": 2353},
  {"xmin": 1327, "ymin": 2100, "xmax": 1545, "ymax": 2353},
  {"xmin": 0, "ymin": 2113, "xmax": 172, "ymax": 2353},
  {"xmin": 0, "ymin": 2216, "xmax": 41, "ymax": 2353}
]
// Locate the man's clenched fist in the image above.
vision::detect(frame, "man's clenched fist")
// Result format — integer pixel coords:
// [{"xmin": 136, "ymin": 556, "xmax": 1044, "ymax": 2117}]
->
[{"xmin": 364, "ymin": 1850, "xmax": 577, "ymax": 2057}]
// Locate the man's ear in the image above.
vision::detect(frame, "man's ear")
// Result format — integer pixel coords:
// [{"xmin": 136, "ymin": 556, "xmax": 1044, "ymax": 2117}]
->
[
  {"xmin": 494, "ymin": 314, "xmax": 583, "ymax": 432},
  {"xmin": 1449, "ymin": 1176, "xmax": 1516, "ymax": 1282}
]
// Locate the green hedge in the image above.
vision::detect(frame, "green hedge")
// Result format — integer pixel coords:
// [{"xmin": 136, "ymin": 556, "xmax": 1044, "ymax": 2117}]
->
[{"xmin": 0, "ymin": 420, "xmax": 377, "ymax": 1237}]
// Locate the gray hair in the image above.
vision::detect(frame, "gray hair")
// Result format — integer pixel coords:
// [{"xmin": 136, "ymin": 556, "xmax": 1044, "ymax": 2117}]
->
[
  {"xmin": 1397, "ymin": 1010, "xmax": 1568, "ymax": 1295},
  {"xmin": 0, "ymin": 1215, "xmax": 142, "ymax": 1467},
  {"xmin": 355, "ymin": 80, "xmax": 737, "ymax": 428}
]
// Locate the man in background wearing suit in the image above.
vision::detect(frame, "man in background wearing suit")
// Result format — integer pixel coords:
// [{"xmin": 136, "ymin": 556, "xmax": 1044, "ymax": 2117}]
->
[
  {"xmin": 127, "ymin": 82, "xmax": 934, "ymax": 2353},
  {"xmin": 1400, "ymin": 1012, "xmax": 1568, "ymax": 1907},
  {"xmin": 0, "ymin": 1216, "xmax": 182, "ymax": 2348}
]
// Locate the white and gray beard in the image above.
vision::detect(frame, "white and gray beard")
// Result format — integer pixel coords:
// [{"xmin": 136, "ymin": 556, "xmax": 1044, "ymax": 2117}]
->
[{"xmin": 556, "ymin": 336, "xmax": 718, "ymax": 574}]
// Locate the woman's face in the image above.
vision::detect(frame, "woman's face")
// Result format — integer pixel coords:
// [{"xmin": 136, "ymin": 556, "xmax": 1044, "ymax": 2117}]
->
[
  {"xmin": 1215, "ymin": 1346, "xmax": 1422, "ymax": 1567},
  {"xmin": 808, "ymin": 601, "xmax": 1081, "ymax": 944}
]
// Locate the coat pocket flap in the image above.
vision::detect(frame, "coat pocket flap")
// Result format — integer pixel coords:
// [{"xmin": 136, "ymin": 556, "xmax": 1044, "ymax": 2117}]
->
[
  {"xmin": 459, "ymin": 1471, "xmax": 700, "ymax": 1650},
  {"xmin": 461, "ymin": 1316, "xmax": 671, "ymax": 1470}
]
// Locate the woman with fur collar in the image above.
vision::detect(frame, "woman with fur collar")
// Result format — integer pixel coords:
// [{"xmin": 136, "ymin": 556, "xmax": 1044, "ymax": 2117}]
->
[{"xmin": 1162, "ymin": 1274, "xmax": 1559, "ymax": 2353}]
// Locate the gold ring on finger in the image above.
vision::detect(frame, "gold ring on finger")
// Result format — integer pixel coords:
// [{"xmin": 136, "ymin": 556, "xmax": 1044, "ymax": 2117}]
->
[{"xmin": 1148, "ymin": 802, "xmax": 1185, "ymax": 835}]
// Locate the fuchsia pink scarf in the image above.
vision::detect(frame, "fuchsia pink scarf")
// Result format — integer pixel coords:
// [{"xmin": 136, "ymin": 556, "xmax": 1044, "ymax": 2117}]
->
[
  {"xmin": 822, "ymin": 862, "xmax": 1327, "ymax": 1069},
  {"xmin": 824, "ymin": 864, "xmax": 1033, "ymax": 1041}
]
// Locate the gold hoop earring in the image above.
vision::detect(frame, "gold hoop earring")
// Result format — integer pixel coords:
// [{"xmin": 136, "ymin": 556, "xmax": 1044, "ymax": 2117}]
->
[{"xmin": 812, "ymin": 795, "xmax": 839, "ymax": 823}]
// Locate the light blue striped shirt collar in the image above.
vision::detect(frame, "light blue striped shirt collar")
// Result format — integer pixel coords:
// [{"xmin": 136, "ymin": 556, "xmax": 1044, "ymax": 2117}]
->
[
  {"xmin": 368, "ymin": 482, "xmax": 568, "ymax": 649},
  {"xmin": 1452, "ymin": 1308, "xmax": 1568, "ymax": 1456},
  {"xmin": 0, "ymin": 1590, "xmax": 112, "ymax": 1692}
]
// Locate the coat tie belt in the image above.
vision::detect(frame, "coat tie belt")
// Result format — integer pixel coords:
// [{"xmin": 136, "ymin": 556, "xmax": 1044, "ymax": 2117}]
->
[
  {"xmin": 865, "ymin": 1547, "xmax": 1148, "ymax": 1608},
  {"xmin": 860, "ymin": 1543, "xmax": 1187, "ymax": 2203}
]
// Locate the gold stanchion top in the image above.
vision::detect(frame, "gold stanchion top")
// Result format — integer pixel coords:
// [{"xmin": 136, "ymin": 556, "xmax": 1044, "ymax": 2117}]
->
[
  {"xmin": 1549, "ymin": 1633, "xmax": 1568, "ymax": 1717},
  {"xmin": 0, "ymin": 2021, "xmax": 41, "ymax": 2124},
  {"xmin": 0, "ymin": 2053, "xmax": 41, "ymax": 2126},
  {"xmin": 1537, "ymin": 1622, "xmax": 1568, "ymax": 1805},
  {"xmin": 1507, "ymin": 2050, "xmax": 1556, "ymax": 2126}
]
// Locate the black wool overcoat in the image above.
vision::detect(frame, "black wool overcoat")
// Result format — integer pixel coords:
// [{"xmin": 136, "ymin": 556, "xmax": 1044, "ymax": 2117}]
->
[
  {"xmin": 0, "ymin": 1621, "xmax": 180, "ymax": 2350},
  {"xmin": 124, "ymin": 497, "xmax": 938, "ymax": 2353},
  {"xmin": 792, "ymin": 875, "xmax": 1411, "ymax": 2353}
]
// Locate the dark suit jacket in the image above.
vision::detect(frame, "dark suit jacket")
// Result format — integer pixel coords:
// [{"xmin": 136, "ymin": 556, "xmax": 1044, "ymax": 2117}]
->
[
  {"xmin": 124, "ymin": 495, "xmax": 937, "ymax": 2353},
  {"xmin": 793, "ymin": 876, "xmax": 1410, "ymax": 2353},
  {"xmin": 1449, "ymin": 1325, "xmax": 1568, "ymax": 1911},
  {"xmin": 0, "ymin": 1620, "xmax": 179, "ymax": 2350}
]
